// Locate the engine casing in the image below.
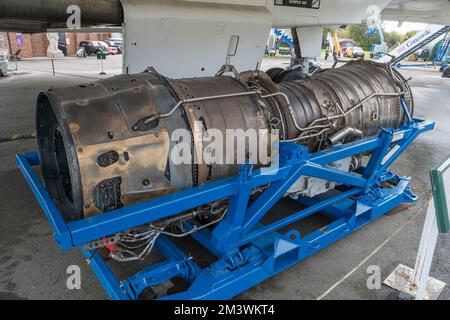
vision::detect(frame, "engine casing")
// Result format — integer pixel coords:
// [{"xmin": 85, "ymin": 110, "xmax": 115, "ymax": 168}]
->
[{"xmin": 36, "ymin": 61, "xmax": 413, "ymax": 220}]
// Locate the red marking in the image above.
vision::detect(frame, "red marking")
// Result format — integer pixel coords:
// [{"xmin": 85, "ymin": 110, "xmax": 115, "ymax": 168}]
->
[{"xmin": 102, "ymin": 237, "xmax": 117, "ymax": 252}]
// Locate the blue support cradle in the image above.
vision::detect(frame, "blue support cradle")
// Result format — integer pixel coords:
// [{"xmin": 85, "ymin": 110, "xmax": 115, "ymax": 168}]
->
[{"xmin": 16, "ymin": 117, "xmax": 434, "ymax": 300}]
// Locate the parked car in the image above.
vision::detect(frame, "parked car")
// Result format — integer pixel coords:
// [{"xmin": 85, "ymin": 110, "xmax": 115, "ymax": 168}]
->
[
  {"xmin": 443, "ymin": 66, "xmax": 450, "ymax": 78},
  {"xmin": 351, "ymin": 47, "xmax": 365, "ymax": 59},
  {"xmin": 99, "ymin": 41, "xmax": 118, "ymax": 55},
  {"xmin": 418, "ymin": 48, "xmax": 431, "ymax": 60},
  {"xmin": 78, "ymin": 41, "xmax": 107, "ymax": 56},
  {"xmin": 108, "ymin": 38, "xmax": 123, "ymax": 45},
  {"xmin": 105, "ymin": 39, "xmax": 123, "ymax": 54},
  {"xmin": 0, "ymin": 50, "xmax": 9, "ymax": 76}
]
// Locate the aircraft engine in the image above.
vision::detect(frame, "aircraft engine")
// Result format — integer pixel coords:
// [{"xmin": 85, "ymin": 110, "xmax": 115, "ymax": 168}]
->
[{"xmin": 36, "ymin": 61, "xmax": 413, "ymax": 222}]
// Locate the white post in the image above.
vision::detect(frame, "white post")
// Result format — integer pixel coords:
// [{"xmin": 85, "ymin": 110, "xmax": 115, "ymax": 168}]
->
[
  {"xmin": 383, "ymin": 199, "xmax": 445, "ymax": 300},
  {"xmin": 409, "ymin": 201, "xmax": 440, "ymax": 300}
]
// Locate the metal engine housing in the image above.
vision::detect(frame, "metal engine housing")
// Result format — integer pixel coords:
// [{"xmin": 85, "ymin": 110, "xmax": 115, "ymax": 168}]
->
[{"xmin": 36, "ymin": 61, "xmax": 413, "ymax": 221}]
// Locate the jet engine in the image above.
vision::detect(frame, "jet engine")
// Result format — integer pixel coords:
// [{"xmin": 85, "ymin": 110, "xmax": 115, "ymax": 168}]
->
[
  {"xmin": 37, "ymin": 61, "xmax": 412, "ymax": 221},
  {"xmin": 36, "ymin": 61, "xmax": 413, "ymax": 254}
]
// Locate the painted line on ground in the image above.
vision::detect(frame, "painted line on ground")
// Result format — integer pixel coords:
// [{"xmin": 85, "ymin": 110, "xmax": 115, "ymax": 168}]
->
[{"xmin": 317, "ymin": 198, "xmax": 431, "ymax": 300}]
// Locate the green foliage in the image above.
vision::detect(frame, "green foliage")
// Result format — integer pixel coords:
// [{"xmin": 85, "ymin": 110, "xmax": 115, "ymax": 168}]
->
[
  {"xmin": 322, "ymin": 27, "xmax": 346, "ymax": 48},
  {"xmin": 345, "ymin": 25, "xmax": 375, "ymax": 51},
  {"xmin": 400, "ymin": 30, "xmax": 419, "ymax": 43},
  {"xmin": 383, "ymin": 31, "xmax": 401, "ymax": 48},
  {"xmin": 322, "ymin": 24, "xmax": 412, "ymax": 52}
]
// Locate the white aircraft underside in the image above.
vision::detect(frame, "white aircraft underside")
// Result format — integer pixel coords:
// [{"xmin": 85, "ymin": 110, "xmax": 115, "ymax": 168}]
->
[
  {"xmin": 121, "ymin": 0, "xmax": 449, "ymax": 78},
  {"xmin": 383, "ymin": 0, "xmax": 450, "ymax": 25}
]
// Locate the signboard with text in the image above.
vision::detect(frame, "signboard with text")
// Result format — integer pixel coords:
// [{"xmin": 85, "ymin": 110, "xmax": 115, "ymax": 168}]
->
[{"xmin": 274, "ymin": 0, "xmax": 320, "ymax": 9}]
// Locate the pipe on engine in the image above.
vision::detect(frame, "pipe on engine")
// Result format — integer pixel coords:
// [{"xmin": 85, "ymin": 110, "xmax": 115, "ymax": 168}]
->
[
  {"xmin": 36, "ymin": 61, "xmax": 413, "ymax": 221},
  {"xmin": 326, "ymin": 127, "xmax": 363, "ymax": 146},
  {"xmin": 277, "ymin": 61, "xmax": 413, "ymax": 142}
]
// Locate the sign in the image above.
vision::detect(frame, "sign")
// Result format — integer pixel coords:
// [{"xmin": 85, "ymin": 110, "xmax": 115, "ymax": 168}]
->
[
  {"xmin": 16, "ymin": 33, "xmax": 23, "ymax": 47},
  {"xmin": 383, "ymin": 25, "xmax": 446, "ymax": 63},
  {"xmin": 430, "ymin": 155, "xmax": 450, "ymax": 233},
  {"xmin": 96, "ymin": 52, "xmax": 107, "ymax": 60},
  {"xmin": 274, "ymin": 0, "xmax": 320, "ymax": 9},
  {"xmin": 97, "ymin": 52, "xmax": 107, "ymax": 75}
]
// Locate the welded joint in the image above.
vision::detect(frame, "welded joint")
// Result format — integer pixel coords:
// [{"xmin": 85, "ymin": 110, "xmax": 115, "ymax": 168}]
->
[
  {"xmin": 263, "ymin": 231, "xmax": 301, "ymax": 273},
  {"xmin": 54, "ymin": 232, "xmax": 74, "ymax": 251}
]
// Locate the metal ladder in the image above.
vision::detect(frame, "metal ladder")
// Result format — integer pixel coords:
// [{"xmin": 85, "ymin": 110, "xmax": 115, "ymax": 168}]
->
[{"xmin": 391, "ymin": 25, "xmax": 450, "ymax": 64}]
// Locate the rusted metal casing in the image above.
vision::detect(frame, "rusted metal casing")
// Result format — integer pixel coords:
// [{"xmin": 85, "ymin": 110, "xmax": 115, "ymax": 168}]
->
[
  {"xmin": 36, "ymin": 61, "xmax": 413, "ymax": 220},
  {"xmin": 37, "ymin": 72, "xmax": 268, "ymax": 220},
  {"xmin": 278, "ymin": 61, "xmax": 413, "ymax": 141}
]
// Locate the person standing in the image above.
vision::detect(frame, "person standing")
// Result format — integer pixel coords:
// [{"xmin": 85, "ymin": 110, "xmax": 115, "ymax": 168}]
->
[{"xmin": 333, "ymin": 47, "xmax": 338, "ymax": 61}]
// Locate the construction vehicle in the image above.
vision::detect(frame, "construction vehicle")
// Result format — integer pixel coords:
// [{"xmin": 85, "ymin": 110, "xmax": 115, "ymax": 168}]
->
[
  {"xmin": 268, "ymin": 29, "xmax": 294, "ymax": 56},
  {"xmin": 367, "ymin": 23, "xmax": 389, "ymax": 59},
  {"xmin": 432, "ymin": 30, "xmax": 450, "ymax": 65},
  {"xmin": 339, "ymin": 39, "xmax": 355, "ymax": 57},
  {"xmin": 382, "ymin": 25, "xmax": 450, "ymax": 66}
]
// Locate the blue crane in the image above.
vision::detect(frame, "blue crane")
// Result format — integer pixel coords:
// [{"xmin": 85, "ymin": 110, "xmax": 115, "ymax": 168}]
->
[
  {"xmin": 432, "ymin": 30, "xmax": 450, "ymax": 66},
  {"xmin": 366, "ymin": 23, "xmax": 387, "ymax": 59},
  {"xmin": 273, "ymin": 28, "xmax": 294, "ymax": 54}
]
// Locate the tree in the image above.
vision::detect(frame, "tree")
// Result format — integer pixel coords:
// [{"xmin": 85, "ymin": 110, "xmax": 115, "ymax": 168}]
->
[
  {"xmin": 400, "ymin": 30, "xmax": 419, "ymax": 43},
  {"xmin": 322, "ymin": 25, "xmax": 405, "ymax": 52},
  {"xmin": 383, "ymin": 31, "xmax": 401, "ymax": 48},
  {"xmin": 345, "ymin": 24, "xmax": 375, "ymax": 51}
]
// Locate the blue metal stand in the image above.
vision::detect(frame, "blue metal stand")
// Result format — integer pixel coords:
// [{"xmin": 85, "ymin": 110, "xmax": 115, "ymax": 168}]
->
[{"xmin": 16, "ymin": 118, "xmax": 434, "ymax": 300}]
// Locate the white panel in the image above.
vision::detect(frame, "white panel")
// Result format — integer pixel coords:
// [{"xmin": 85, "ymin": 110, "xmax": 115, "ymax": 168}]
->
[
  {"xmin": 268, "ymin": 0, "xmax": 392, "ymax": 27},
  {"xmin": 382, "ymin": 0, "xmax": 450, "ymax": 25},
  {"xmin": 122, "ymin": 0, "xmax": 272, "ymax": 78},
  {"xmin": 295, "ymin": 26, "xmax": 324, "ymax": 57},
  {"xmin": 120, "ymin": 0, "xmax": 395, "ymax": 78},
  {"xmin": 181, "ymin": 0, "xmax": 266, "ymax": 6}
]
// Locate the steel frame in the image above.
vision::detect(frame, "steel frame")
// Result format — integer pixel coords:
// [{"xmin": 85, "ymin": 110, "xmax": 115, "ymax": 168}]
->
[{"xmin": 16, "ymin": 115, "xmax": 434, "ymax": 300}]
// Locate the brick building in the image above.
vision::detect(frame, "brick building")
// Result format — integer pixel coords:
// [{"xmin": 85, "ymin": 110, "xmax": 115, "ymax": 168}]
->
[
  {"xmin": 0, "ymin": 33, "xmax": 8, "ymax": 53},
  {"xmin": 0, "ymin": 32, "xmax": 112, "ymax": 58}
]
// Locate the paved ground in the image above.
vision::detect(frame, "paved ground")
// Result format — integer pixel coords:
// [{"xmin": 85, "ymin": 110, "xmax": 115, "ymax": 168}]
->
[
  {"xmin": 0, "ymin": 57, "xmax": 449, "ymax": 300},
  {"xmin": 9, "ymin": 55, "xmax": 123, "ymax": 79}
]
